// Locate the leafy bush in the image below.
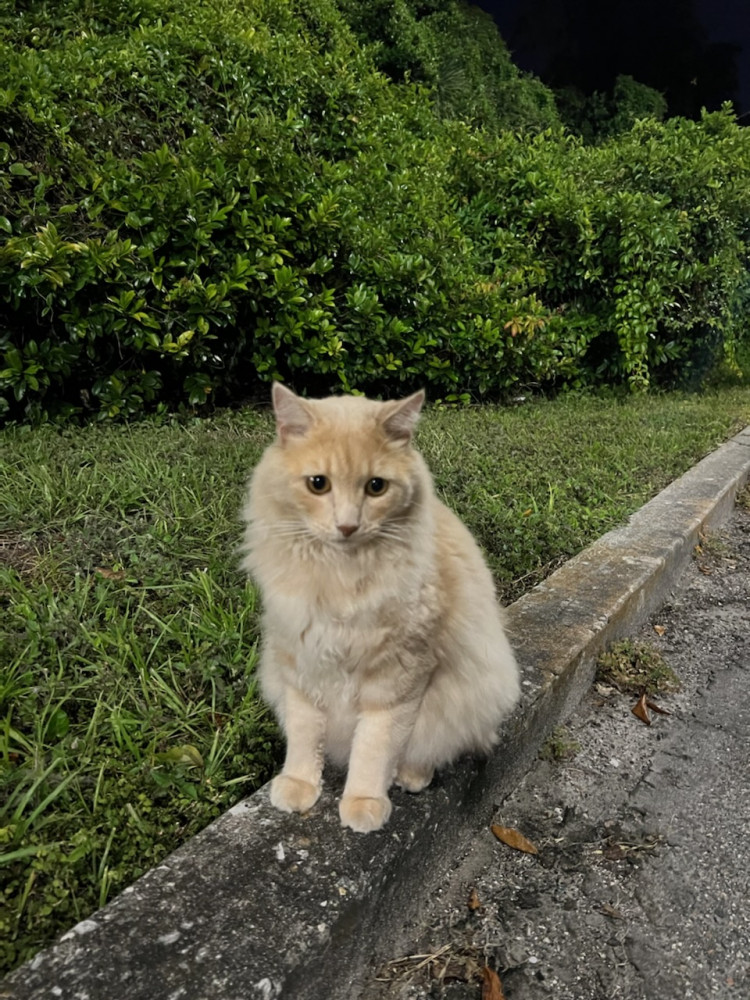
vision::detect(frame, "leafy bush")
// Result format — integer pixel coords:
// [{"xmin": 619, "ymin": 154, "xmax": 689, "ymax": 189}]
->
[
  {"xmin": 451, "ymin": 107, "xmax": 750, "ymax": 388},
  {"xmin": 558, "ymin": 74, "xmax": 668, "ymax": 143},
  {"xmin": 336, "ymin": 0, "xmax": 560, "ymax": 133},
  {"xmin": 0, "ymin": 0, "xmax": 438, "ymax": 420},
  {"xmin": 1, "ymin": 0, "xmax": 750, "ymax": 424},
  {"xmin": 0, "ymin": 0, "xmax": 564, "ymax": 423}
]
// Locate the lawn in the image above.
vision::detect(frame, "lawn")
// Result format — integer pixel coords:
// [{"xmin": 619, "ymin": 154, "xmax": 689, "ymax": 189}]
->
[{"xmin": 2, "ymin": 386, "xmax": 750, "ymax": 972}]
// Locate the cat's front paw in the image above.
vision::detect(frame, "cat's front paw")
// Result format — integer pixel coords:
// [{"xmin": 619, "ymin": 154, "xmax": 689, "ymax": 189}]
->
[
  {"xmin": 270, "ymin": 774, "xmax": 321, "ymax": 814},
  {"xmin": 339, "ymin": 794, "xmax": 392, "ymax": 833}
]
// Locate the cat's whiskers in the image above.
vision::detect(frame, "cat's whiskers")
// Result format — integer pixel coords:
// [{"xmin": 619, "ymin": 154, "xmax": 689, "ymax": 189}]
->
[
  {"xmin": 374, "ymin": 522, "xmax": 410, "ymax": 542},
  {"xmin": 269, "ymin": 520, "xmax": 349, "ymax": 555},
  {"xmin": 268, "ymin": 521, "xmax": 316, "ymax": 543}
]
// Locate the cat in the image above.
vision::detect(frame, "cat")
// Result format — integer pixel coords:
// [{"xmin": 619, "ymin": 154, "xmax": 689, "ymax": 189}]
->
[{"xmin": 240, "ymin": 383, "xmax": 520, "ymax": 833}]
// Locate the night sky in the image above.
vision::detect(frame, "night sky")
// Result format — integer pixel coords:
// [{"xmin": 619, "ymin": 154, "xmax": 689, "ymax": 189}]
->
[{"xmin": 475, "ymin": 0, "xmax": 750, "ymax": 119}]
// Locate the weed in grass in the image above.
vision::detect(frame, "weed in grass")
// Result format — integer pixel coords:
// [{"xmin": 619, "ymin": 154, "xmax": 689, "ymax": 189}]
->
[
  {"xmin": 539, "ymin": 725, "xmax": 581, "ymax": 762},
  {"xmin": 596, "ymin": 640, "xmax": 679, "ymax": 697},
  {"xmin": 0, "ymin": 534, "xmax": 41, "ymax": 578},
  {"xmin": 693, "ymin": 529, "xmax": 732, "ymax": 574},
  {"xmin": 694, "ymin": 529, "xmax": 729, "ymax": 559}
]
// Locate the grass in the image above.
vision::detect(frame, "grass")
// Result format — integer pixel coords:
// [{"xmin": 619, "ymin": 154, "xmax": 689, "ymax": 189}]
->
[
  {"xmin": 538, "ymin": 725, "xmax": 581, "ymax": 762},
  {"xmin": 596, "ymin": 639, "xmax": 680, "ymax": 696},
  {"xmin": 2, "ymin": 385, "xmax": 750, "ymax": 972},
  {"xmin": 420, "ymin": 386, "xmax": 750, "ymax": 600}
]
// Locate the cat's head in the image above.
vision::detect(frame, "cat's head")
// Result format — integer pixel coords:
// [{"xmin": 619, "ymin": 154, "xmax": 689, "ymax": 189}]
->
[{"xmin": 253, "ymin": 384, "xmax": 429, "ymax": 549}]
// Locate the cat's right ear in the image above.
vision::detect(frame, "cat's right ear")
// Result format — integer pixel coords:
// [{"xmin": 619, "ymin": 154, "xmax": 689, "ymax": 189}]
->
[
  {"xmin": 381, "ymin": 389, "xmax": 426, "ymax": 445},
  {"xmin": 272, "ymin": 383, "xmax": 313, "ymax": 443}
]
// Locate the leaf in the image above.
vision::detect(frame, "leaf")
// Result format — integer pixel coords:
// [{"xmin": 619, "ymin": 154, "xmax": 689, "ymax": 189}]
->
[
  {"xmin": 95, "ymin": 566, "xmax": 126, "ymax": 580},
  {"xmin": 481, "ymin": 966, "xmax": 506, "ymax": 1000},
  {"xmin": 45, "ymin": 708, "xmax": 70, "ymax": 741},
  {"xmin": 491, "ymin": 824, "xmax": 538, "ymax": 855},
  {"xmin": 631, "ymin": 691, "xmax": 652, "ymax": 725},
  {"xmin": 468, "ymin": 887, "xmax": 481, "ymax": 911},
  {"xmin": 0, "ymin": 844, "xmax": 56, "ymax": 866},
  {"xmin": 598, "ymin": 902, "xmax": 625, "ymax": 920},
  {"xmin": 645, "ymin": 699, "xmax": 671, "ymax": 716},
  {"xmin": 162, "ymin": 744, "xmax": 204, "ymax": 769},
  {"xmin": 653, "ymin": 624, "xmax": 666, "ymax": 636}
]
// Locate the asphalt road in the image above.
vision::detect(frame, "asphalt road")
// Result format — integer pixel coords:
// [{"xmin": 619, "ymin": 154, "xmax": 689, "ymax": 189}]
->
[{"xmin": 365, "ymin": 499, "xmax": 750, "ymax": 1000}]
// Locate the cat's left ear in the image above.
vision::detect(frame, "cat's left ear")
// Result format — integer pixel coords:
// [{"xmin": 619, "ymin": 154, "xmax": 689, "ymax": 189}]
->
[
  {"xmin": 272, "ymin": 382, "xmax": 314, "ymax": 443},
  {"xmin": 381, "ymin": 389, "xmax": 426, "ymax": 445}
]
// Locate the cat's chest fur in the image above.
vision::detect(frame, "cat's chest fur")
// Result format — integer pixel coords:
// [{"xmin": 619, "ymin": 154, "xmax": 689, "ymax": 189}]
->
[{"xmin": 263, "ymin": 549, "xmax": 439, "ymax": 703}]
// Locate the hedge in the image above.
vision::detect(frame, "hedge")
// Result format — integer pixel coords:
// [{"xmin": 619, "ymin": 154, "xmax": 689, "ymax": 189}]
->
[{"xmin": 1, "ymin": 0, "xmax": 750, "ymax": 424}]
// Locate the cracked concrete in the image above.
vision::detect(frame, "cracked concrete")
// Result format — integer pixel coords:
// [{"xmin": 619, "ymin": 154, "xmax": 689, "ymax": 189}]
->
[{"xmin": 364, "ymin": 500, "xmax": 750, "ymax": 1000}]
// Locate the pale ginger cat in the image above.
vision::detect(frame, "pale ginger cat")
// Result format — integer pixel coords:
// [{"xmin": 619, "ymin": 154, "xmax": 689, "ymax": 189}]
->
[{"xmin": 240, "ymin": 384, "xmax": 520, "ymax": 833}]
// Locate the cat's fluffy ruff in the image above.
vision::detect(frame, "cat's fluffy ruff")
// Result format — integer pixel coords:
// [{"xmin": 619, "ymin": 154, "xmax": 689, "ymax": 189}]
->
[{"xmin": 240, "ymin": 384, "xmax": 520, "ymax": 832}]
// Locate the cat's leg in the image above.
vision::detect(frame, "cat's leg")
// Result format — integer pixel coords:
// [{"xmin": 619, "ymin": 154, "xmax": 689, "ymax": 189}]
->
[
  {"xmin": 270, "ymin": 684, "xmax": 326, "ymax": 815},
  {"xmin": 339, "ymin": 701, "xmax": 419, "ymax": 833},
  {"xmin": 395, "ymin": 710, "xmax": 435, "ymax": 792},
  {"xmin": 395, "ymin": 762, "xmax": 434, "ymax": 794}
]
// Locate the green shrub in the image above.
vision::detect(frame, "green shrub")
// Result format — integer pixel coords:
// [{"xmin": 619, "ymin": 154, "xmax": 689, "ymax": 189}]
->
[
  {"xmin": 336, "ymin": 0, "xmax": 560, "ymax": 134},
  {"xmin": 451, "ymin": 107, "xmax": 750, "ymax": 388},
  {"xmin": 558, "ymin": 74, "xmax": 668, "ymax": 143},
  {"xmin": 0, "ymin": 0, "xmax": 564, "ymax": 423},
  {"xmin": 0, "ymin": 0, "xmax": 438, "ymax": 420},
  {"xmin": 1, "ymin": 1, "xmax": 750, "ymax": 424}
]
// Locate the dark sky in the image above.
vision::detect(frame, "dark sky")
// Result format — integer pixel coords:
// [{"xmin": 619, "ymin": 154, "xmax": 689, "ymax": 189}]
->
[{"xmin": 475, "ymin": 0, "xmax": 750, "ymax": 119}]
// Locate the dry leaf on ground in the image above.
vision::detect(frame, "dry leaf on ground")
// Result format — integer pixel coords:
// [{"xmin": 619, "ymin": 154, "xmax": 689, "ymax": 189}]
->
[
  {"xmin": 631, "ymin": 691, "xmax": 652, "ymax": 725},
  {"xmin": 481, "ymin": 965, "xmax": 506, "ymax": 1000},
  {"xmin": 653, "ymin": 624, "xmax": 666, "ymax": 636},
  {"xmin": 467, "ymin": 887, "xmax": 481, "ymax": 911},
  {"xmin": 491, "ymin": 824, "xmax": 538, "ymax": 855},
  {"xmin": 632, "ymin": 691, "xmax": 671, "ymax": 724},
  {"xmin": 94, "ymin": 566, "xmax": 126, "ymax": 580},
  {"xmin": 646, "ymin": 699, "xmax": 671, "ymax": 716}
]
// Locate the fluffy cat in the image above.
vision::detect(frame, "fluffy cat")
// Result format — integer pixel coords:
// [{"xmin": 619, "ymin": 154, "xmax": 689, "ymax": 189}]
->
[{"xmin": 240, "ymin": 384, "xmax": 520, "ymax": 833}]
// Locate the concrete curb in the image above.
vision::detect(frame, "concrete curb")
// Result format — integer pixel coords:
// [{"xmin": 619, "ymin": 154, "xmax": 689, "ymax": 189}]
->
[{"xmin": 6, "ymin": 427, "xmax": 750, "ymax": 1000}]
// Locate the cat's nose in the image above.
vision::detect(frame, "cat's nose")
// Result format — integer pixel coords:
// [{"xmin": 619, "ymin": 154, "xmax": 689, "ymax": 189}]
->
[{"xmin": 337, "ymin": 523, "xmax": 359, "ymax": 537}]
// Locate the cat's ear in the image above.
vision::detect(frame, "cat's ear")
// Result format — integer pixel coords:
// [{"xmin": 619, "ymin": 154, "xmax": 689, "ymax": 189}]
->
[
  {"xmin": 272, "ymin": 383, "xmax": 313, "ymax": 443},
  {"xmin": 381, "ymin": 389, "xmax": 426, "ymax": 445}
]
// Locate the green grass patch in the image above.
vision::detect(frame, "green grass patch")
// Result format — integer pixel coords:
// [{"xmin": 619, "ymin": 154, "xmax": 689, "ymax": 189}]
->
[
  {"xmin": 538, "ymin": 725, "xmax": 581, "ymax": 762},
  {"xmin": 596, "ymin": 639, "xmax": 680, "ymax": 696},
  {"xmin": 421, "ymin": 387, "xmax": 750, "ymax": 600},
  {"xmin": 2, "ymin": 386, "xmax": 750, "ymax": 971}
]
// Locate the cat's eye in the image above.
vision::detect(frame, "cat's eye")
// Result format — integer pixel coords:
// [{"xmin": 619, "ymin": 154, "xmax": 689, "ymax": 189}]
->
[
  {"xmin": 365, "ymin": 477, "xmax": 388, "ymax": 497},
  {"xmin": 307, "ymin": 475, "xmax": 331, "ymax": 495}
]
